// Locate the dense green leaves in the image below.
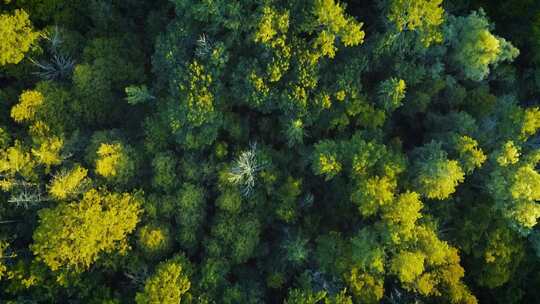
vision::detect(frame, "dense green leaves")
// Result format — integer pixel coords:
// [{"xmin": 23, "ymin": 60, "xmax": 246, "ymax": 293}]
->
[{"xmin": 0, "ymin": 0, "xmax": 539, "ymax": 303}]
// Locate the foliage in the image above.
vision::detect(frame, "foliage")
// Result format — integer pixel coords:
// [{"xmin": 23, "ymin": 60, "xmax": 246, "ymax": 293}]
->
[
  {"xmin": 446, "ymin": 10, "xmax": 520, "ymax": 81},
  {"xmin": 31, "ymin": 189, "xmax": 142, "ymax": 272},
  {"xmin": 125, "ymin": 85, "xmax": 155, "ymax": 105},
  {"xmin": 0, "ymin": 0, "xmax": 539, "ymax": 303},
  {"xmin": 95, "ymin": 142, "xmax": 137, "ymax": 185},
  {"xmin": 135, "ymin": 257, "xmax": 192, "ymax": 304},
  {"xmin": 411, "ymin": 141, "xmax": 465, "ymax": 200},
  {"xmin": 227, "ymin": 143, "xmax": 267, "ymax": 196},
  {"xmin": 387, "ymin": 0, "xmax": 445, "ymax": 46},
  {"xmin": 137, "ymin": 223, "xmax": 172, "ymax": 258},
  {"xmin": 11, "ymin": 90, "xmax": 44, "ymax": 123},
  {"xmin": 0, "ymin": 9, "xmax": 39, "ymax": 65},
  {"xmin": 48, "ymin": 165, "xmax": 90, "ymax": 200},
  {"xmin": 175, "ymin": 183, "xmax": 206, "ymax": 250}
]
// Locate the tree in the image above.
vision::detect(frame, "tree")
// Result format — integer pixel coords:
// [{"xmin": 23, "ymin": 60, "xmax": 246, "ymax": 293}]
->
[
  {"xmin": 71, "ymin": 36, "xmax": 145, "ymax": 126},
  {"xmin": 48, "ymin": 165, "xmax": 90, "ymax": 200},
  {"xmin": 386, "ymin": 0, "xmax": 445, "ymax": 46},
  {"xmin": 0, "ymin": 140, "xmax": 36, "ymax": 185},
  {"xmin": 0, "ymin": 0, "xmax": 538, "ymax": 302},
  {"xmin": 352, "ymin": 175, "xmax": 396, "ymax": 217},
  {"xmin": 11, "ymin": 90, "xmax": 44, "ymax": 123},
  {"xmin": 312, "ymin": 140, "xmax": 342, "ymax": 181},
  {"xmin": 31, "ymin": 189, "xmax": 142, "ymax": 272},
  {"xmin": 282, "ymin": 233, "xmax": 310, "ymax": 266},
  {"xmin": 11, "ymin": 83, "xmax": 76, "ymax": 135},
  {"xmin": 453, "ymin": 135, "xmax": 487, "ymax": 174},
  {"xmin": 476, "ymin": 226, "xmax": 525, "ymax": 288},
  {"xmin": 135, "ymin": 257, "xmax": 192, "ymax": 304},
  {"xmin": 487, "ymin": 149, "xmax": 540, "ymax": 235},
  {"xmin": 207, "ymin": 212, "xmax": 261, "ymax": 264},
  {"xmin": 390, "ymin": 250, "xmax": 425, "ymax": 284},
  {"xmin": 284, "ymin": 288, "xmax": 326, "ymax": 304},
  {"xmin": 125, "ymin": 85, "xmax": 155, "ymax": 105},
  {"xmin": 311, "ymin": 0, "xmax": 365, "ymax": 59},
  {"xmin": 31, "ymin": 136, "xmax": 63, "ymax": 170},
  {"xmin": 0, "ymin": 9, "xmax": 39, "ymax": 66},
  {"xmin": 446, "ymin": 10, "xmax": 519, "ymax": 81},
  {"xmin": 411, "ymin": 141, "xmax": 465, "ymax": 200},
  {"xmin": 315, "ymin": 231, "xmax": 351, "ymax": 277},
  {"xmin": 0, "ymin": 240, "xmax": 12, "ymax": 281},
  {"xmin": 151, "ymin": 152, "xmax": 178, "ymax": 191},
  {"xmin": 378, "ymin": 77, "xmax": 406, "ymax": 112},
  {"xmin": 216, "ymin": 188, "xmax": 243, "ymax": 214},
  {"xmin": 227, "ymin": 143, "xmax": 267, "ymax": 196},
  {"xmin": 380, "ymin": 191, "xmax": 423, "ymax": 244},
  {"xmin": 95, "ymin": 142, "xmax": 137, "ymax": 185},
  {"xmin": 137, "ymin": 223, "xmax": 172, "ymax": 258},
  {"xmin": 175, "ymin": 183, "xmax": 206, "ymax": 250}
]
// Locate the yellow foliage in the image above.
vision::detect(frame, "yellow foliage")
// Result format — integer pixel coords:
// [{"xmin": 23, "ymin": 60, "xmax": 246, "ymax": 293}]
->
[
  {"xmin": 347, "ymin": 268, "xmax": 384, "ymax": 303},
  {"xmin": 0, "ymin": 241, "xmax": 11, "ymax": 281},
  {"xmin": 95, "ymin": 142, "xmax": 134, "ymax": 183},
  {"xmin": 182, "ymin": 61, "xmax": 215, "ymax": 126},
  {"xmin": 49, "ymin": 165, "xmax": 89, "ymax": 200},
  {"xmin": 318, "ymin": 154, "xmax": 342, "ymax": 177},
  {"xmin": 388, "ymin": 0, "xmax": 444, "ymax": 46},
  {"xmin": 521, "ymin": 107, "xmax": 540, "ymax": 139},
  {"xmin": 29, "ymin": 120, "xmax": 51, "ymax": 139},
  {"xmin": 510, "ymin": 165, "xmax": 540, "ymax": 202},
  {"xmin": 475, "ymin": 30, "xmax": 501, "ymax": 67},
  {"xmin": 136, "ymin": 258, "xmax": 191, "ymax": 304},
  {"xmin": 0, "ymin": 9, "xmax": 39, "ymax": 65},
  {"xmin": 0, "ymin": 141, "xmax": 35, "ymax": 179},
  {"xmin": 381, "ymin": 191, "xmax": 423, "ymax": 243},
  {"xmin": 31, "ymin": 136, "xmax": 63, "ymax": 169},
  {"xmin": 417, "ymin": 159, "xmax": 464, "ymax": 200},
  {"xmin": 510, "ymin": 200, "xmax": 540, "ymax": 230},
  {"xmin": 312, "ymin": 0, "xmax": 365, "ymax": 58},
  {"xmin": 314, "ymin": 30, "xmax": 337, "ymax": 58},
  {"xmin": 138, "ymin": 224, "xmax": 171, "ymax": 255},
  {"xmin": 96, "ymin": 143, "xmax": 122, "ymax": 177},
  {"xmin": 495, "ymin": 141, "xmax": 520, "ymax": 166},
  {"xmin": 11, "ymin": 90, "xmax": 44, "ymax": 123},
  {"xmin": 416, "ymin": 273, "xmax": 438, "ymax": 296},
  {"xmin": 254, "ymin": 6, "xmax": 289, "ymax": 46},
  {"xmin": 390, "ymin": 251, "xmax": 425, "ymax": 283},
  {"xmin": 354, "ymin": 175, "xmax": 396, "ymax": 217},
  {"xmin": 455, "ymin": 136, "xmax": 487, "ymax": 173},
  {"xmin": 32, "ymin": 189, "xmax": 142, "ymax": 272},
  {"xmin": 415, "ymin": 225, "xmax": 454, "ymax": 267}
]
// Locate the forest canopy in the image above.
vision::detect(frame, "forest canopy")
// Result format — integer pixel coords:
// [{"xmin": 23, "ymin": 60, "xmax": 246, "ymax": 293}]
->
[{"xmin": 0, "ymin": 0, "xmax": 540, "ymax": 303}]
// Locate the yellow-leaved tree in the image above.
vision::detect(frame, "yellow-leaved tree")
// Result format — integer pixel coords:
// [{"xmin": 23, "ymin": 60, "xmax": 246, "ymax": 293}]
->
[
  {"xmin": 136, "ymin": 256, "xmax": 192, "ymax": 304},
  {"xmin": 32, "ymin": 189, "xmax": 142, "ymax": 272},
  {"xmin": 0, "ymin": 9, "xmax": 39, "ymax": 66}
]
